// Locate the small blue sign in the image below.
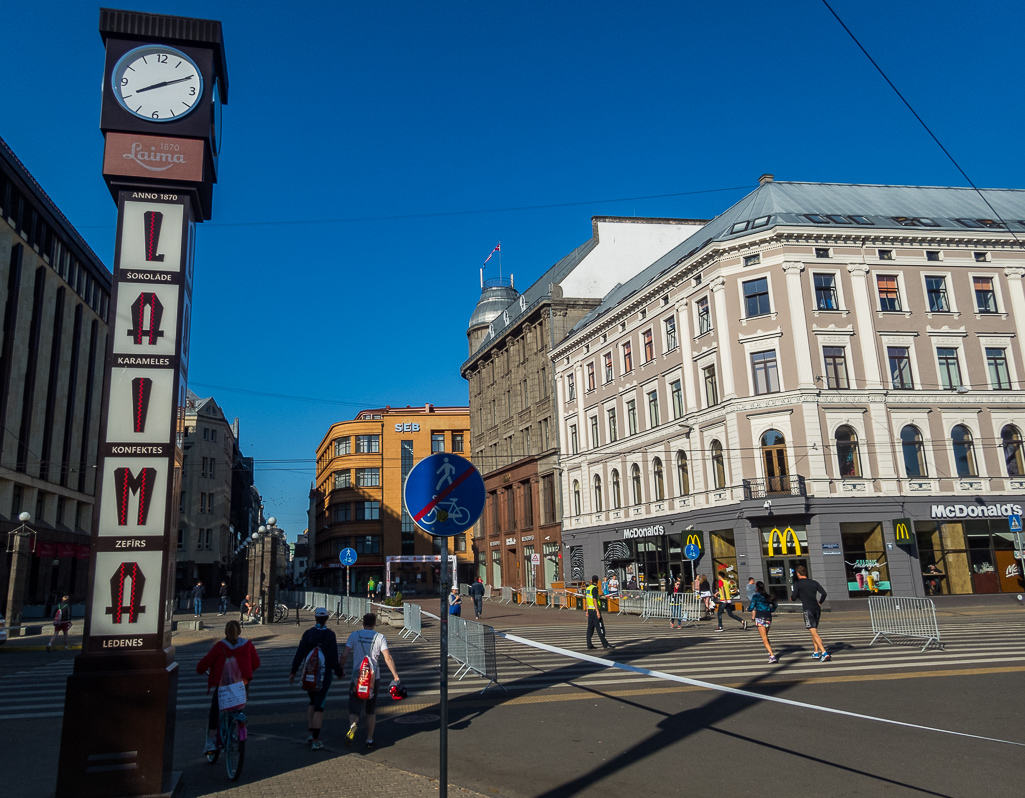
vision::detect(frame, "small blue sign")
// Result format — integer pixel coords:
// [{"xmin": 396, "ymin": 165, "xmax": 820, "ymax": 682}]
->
[
  {"xmin": 339, "ymin": 547, "xmax": 358, "ymax": 566},
  {"xmin": 684, "ymin": 543, "xmax": 701, "ymax": 561},
  {"xmin": 1010, "ymin": 514, "xmax": 1022, "ymax": 533},
  {"xmin": 404, "ymin": 453, "xmax": 485, "ymax": 537}
]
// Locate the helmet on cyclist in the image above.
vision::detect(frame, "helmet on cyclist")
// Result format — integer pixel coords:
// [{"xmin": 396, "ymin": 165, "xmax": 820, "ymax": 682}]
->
[{"xmin": 389, "ymin": 679, "xmax": 408, "ymax": 700}]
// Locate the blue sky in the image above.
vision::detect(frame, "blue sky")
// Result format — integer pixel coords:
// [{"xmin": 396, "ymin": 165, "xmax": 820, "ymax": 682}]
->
[{"xmin": 4, "ymin": 1, "xmax": 1023, "ymax": 538}]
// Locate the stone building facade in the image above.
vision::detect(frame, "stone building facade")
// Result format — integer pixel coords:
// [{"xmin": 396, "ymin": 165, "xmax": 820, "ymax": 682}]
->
[
  {"xmin": 0, "ymin": 135, "xmax": 112, "ymax": 610},
  {"xmin": 462, "ymin": 216, "xmax": 705, "ymax": 588},
  {"xmin": 554, "ymin": 178, "xmax": 1025, "ymax": 605}
]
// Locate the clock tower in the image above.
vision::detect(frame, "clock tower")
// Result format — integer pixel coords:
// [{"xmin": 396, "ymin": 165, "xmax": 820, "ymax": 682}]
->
[{"xmin": 56, "ymin": 10, "xmax": 228, "ymax": 798}]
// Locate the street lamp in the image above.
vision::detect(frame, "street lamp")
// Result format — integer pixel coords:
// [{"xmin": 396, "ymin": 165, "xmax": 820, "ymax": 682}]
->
[{"xmin": 5, "ymin": 512, "xmax": 35, "ymax": 637}]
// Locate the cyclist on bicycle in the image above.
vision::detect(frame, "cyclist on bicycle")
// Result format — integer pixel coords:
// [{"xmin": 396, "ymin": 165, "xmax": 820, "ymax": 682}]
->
[{"xmin": 197, "ymin": 620, "xmax": 261, "ymax": 755}]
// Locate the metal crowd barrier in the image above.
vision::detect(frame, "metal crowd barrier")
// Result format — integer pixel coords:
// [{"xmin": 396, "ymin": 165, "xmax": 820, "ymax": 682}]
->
[
  {"xmin": 521, "ymin": 588, "xmax": 537, "ymax": 606},
  {"xmin": 499, "ymin": 586, "xmax": 514, "ymax": 604},
  {"xmin": 617, "ymin": 591, "xmax": 645, "ymax": 615},
  {"xmin": 482, "ymin": 585, "xmax": 493, "ymax": 601},
  {"xmin": 447, "ymin": 616, "xmax": 504, "ymax": 693},
  {"xmin": 868, "ymin": 596, "xmax": 943, "ymax": 652},
  {"xmin": 640, "ymin": 592, "xmax": 701, "ymax": 626},
  {"xmin": 459, "ymin": 583, "xmax": 470, "ymax": 596},
  {"xmin": 400, "ymin": 602, "xmax": 423, "ymax": 642}
]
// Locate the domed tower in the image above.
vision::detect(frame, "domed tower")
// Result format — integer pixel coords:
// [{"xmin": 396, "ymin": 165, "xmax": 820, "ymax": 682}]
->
[{"xmin": 467, "ymin": 276, "xmax": 518, "ymax": 356}]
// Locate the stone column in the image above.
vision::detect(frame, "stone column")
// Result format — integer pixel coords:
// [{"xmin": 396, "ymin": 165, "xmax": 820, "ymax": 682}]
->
[
  {"xmin": 846, "ymin": 264, "xmax": 883, "ymax": 389},
  {"xmin": 782, "ymin": 261, "xmax": 816, "ymax": 389},
  {"xmin": 710, "ymin": 277, "xmax": 736, "ymax": 399},
  {"xmin": 1003, "ymin": 267, "xmax": 1025, "ymax": 351},
  {"xmin": 677, "ymin": 300, "xmax": 698, "ymax": 411}
]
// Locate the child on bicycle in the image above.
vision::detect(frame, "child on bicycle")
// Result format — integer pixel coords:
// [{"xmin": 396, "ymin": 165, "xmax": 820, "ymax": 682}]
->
[{"xmin": 197, "ymin": 620, "xmax": 261, "ymax": 755}]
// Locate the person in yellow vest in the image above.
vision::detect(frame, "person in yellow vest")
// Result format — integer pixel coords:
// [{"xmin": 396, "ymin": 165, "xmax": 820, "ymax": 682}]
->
[
  {"xmin": 715, "ymin": 574, "xmax": 747, "ymax": 631},
  {"xmin": 585, "ymin": 575, "xmax": 614, "ymax": 650}
]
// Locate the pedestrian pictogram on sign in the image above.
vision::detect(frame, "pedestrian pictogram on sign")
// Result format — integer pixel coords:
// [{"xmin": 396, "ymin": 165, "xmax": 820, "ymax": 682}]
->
[
  {"xmin": 339, "ymin": 547, "xmax": 358, "ymax": 566},
  {"xmin": 404, "ymin": 453, "xmax": 485, "ymax": 537},
  {"xmin": 1009, "ymin": 514, "xmax": 1022, "ymax": 533}
]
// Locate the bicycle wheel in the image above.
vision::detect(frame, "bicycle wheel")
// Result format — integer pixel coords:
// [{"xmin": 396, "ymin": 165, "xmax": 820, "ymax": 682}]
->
[
  {"xmin": 224, "ymin": 715, "xmax": 245, "ymax": 780},
  {"xmin": 275, "ymin": 603, "xmax": 288, "ymax": 622},
  {"xmin": 206, "ymin": 748, "xmax": 219, "ymax": 765}
]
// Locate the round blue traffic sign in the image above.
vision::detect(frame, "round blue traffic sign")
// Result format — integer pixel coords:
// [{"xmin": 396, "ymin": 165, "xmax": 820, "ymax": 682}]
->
[
  {"xmin": 339, "ymin": 547, "xmax": 358, "ymax": 566},
  {"xmin": 684, "ymin": 543, "xmax": 701, "ymax": 561},
  {"xmin": 404, "ymin": 453, "xmax": 485, "ymax": 537}
]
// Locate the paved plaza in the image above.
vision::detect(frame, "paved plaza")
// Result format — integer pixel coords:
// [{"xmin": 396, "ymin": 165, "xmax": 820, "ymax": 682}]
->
[{"xmin": 2, "ymin": 598, "xmax": 1023, "ymax": 797}]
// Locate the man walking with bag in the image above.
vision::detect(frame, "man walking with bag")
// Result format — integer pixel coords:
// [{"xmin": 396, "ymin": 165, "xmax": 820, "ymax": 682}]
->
[
  {"xmin": 342, "ymin": 612, "xmax": 401, "ymax": 750},
  {"xmin": 289, "ymin": 607, "xmax": 344, "ymax": 750}
]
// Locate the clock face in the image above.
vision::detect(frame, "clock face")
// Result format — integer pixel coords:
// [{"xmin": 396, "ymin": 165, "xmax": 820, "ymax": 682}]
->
[{"xmin": 112, "ymin": 45, "xmax": 204, "ymax": 122}]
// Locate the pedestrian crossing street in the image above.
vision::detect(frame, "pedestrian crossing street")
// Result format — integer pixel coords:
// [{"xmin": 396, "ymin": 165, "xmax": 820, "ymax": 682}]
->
[{"xmin": 3, "ymin": 619, "xmax": 1022, "ymax": 721}]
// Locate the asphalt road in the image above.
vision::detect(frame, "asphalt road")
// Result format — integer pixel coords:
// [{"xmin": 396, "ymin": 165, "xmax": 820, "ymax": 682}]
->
[{"xmin": 2, "ymin": 602, "xmax": 1022, "ymax": 797}]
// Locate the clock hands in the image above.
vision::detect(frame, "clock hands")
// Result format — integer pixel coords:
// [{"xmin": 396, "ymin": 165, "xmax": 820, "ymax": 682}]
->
[{"xmin": 134, "ymin": 75, "xmax": 194, "ymax": 94}]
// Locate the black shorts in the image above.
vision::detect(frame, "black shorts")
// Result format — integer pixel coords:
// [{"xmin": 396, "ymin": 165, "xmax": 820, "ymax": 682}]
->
[
  {"xmin": 803, "ymin": 609, "xmax": 821, "ymax": 629},
  {"xmin": 308, "ymin": 676, "xmax": 331, "ymax": 711},
  {"xmin": 348, "ymin": 682, "xmax": 379, "ymax": 715}
]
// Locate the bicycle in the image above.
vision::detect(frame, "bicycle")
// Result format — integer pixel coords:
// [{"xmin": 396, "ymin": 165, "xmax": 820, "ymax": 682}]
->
[
  {"xmin": 423, "ymin": 497, "xmax": 470, "ymax": 525},
  {"xmin": 274, "ymin": 601, "xmax": 289, "ymax": 622},
  {"xmin": 205, "ymin": 707, "xmax": 247, "ymax": 780}
]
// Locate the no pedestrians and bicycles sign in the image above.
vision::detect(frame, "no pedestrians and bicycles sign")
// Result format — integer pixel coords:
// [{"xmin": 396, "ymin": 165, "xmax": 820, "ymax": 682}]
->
[{"xmin": 404, "ymin": 453, "xmax": 485, "ymax": 537}]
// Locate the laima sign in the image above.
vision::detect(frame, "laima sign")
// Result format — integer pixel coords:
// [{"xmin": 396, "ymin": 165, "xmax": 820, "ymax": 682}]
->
[{"xmin": 931, "ymin": 503, "xmax": 1022, "ymax": 519}]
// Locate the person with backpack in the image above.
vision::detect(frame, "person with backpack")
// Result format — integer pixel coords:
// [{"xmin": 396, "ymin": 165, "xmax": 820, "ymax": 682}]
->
[
  {"xmin": 197, "ymin": 620, "xmax": 261, "ymax": 755},
  {"xmin": 748, "ymin": 581, "xmax": 778, "ymax": 663},
  {"xmin": 342, "ymin": 613, "xmax": 401, "ymax": 750},
  {"xmin": 289, "ymin": 607, "xmax": 344, "ymax": 750},
  {"xmin": 47, "ymin": 595, "xmax": 72, "ymax": 652},
  {"xmin": 468, "ymin": 578, "xmax": 485, "ymax": 619}
]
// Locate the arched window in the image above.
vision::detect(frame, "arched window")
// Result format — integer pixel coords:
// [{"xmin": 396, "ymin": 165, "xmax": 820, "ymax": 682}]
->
[
  {"xmin": 710, "ymin": 440, "xmax": 725, "ymax": 489},
  {"xmin": 676, "ymin": 451, "xmax": 690, "ymax": 495},
  {"xmin": 631, "ymin": 464, "xmax": 642, "ymax": 505},
  {"xmin": 593, "ymin": 475, "xmax": 603, "ymax": 512},
  {"xmin": 652, "ymin": 457, "xmax": 665, "ymax": 500},
  {"xmin": 835, "ymin": 425, "xmax": 861, "ymax": 477},
  {"xmin": 951, "ymin": 425, "xmax": 977, "ymax": 477},
  {"xmin": 572, "ymin": 480, "xmax": 581, "ymax": 515},
  {"xmin": 1002, "ymin": 425, "xmax": 1024, "ymax": 477},
  {"xmin": 760, "ymin": 428, "xmax": 788, "ymax": 492},
  {"xmin": 900, "ymin": 425, "xmax": 927, "ymax": 477},
  {"xmin": 611, "ymin": 469, "xmax": 621, "ymax": 509}
]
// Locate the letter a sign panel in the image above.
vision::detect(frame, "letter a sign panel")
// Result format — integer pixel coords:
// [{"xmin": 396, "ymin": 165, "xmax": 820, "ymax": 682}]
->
[{"xmin": 404, "ymin": 453, "xmax": 485, "ymax": 537}]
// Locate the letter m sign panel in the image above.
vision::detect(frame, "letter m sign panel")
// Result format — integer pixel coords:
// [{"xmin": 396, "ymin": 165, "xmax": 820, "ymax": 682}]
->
[{"xmin": 892, "ymin": 517, "xmax": 917, "ymax": 554}]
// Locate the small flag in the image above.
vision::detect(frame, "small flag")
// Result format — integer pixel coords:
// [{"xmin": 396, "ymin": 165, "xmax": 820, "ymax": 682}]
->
[{"xmin": 482, "ymin": 243, "xmax": 500, "ymax": 267}]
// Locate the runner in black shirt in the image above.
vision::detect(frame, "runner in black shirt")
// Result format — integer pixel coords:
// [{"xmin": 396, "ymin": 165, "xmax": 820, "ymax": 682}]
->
[{"xmin": 791, "ymin": 565, "xmax": 830, "ymax": 662}]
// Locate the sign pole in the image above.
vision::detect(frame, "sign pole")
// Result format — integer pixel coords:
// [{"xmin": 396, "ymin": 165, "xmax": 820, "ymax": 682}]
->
[{"xmin": 439, "ymin": 535, "xmax": 449, "ymax": 798}]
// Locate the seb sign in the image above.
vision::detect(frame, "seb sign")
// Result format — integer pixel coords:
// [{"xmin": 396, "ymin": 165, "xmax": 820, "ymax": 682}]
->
[
  {"xmin": 395, "ymin": 423, "xmax": 421, "ymax": 432},
  {"xmin": 930, "ymin": 503, "xmax": 1023, "ymax": 519}
]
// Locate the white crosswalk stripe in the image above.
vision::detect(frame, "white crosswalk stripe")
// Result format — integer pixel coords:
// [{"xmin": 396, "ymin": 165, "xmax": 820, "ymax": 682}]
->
[{"xmin": 3, "ymin": 619, "xmax": 1022, "ymax": 720}]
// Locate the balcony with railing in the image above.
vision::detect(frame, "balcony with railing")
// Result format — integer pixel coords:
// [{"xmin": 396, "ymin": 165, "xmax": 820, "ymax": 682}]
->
[{"xmin": 742, "ymin": 475, "xmax": 807, "ymax": 500}]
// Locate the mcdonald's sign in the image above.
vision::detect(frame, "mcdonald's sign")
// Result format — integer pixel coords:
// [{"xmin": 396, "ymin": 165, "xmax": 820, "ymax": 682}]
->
[
  {"xmin": 684, "ymin": 531, "xmax": 704, "ymax": 561},
  {"xmin": 892, "ymin": 517, "xmax": 916, "ymax": 552},
  {"xmin": 767, "ymin": 526, "xmax": 802, "ymax": 557}
]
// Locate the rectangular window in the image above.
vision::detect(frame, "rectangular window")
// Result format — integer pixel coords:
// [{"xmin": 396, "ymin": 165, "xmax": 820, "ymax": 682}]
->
[
  {"xmin": 355, "ymin": 535, "xmax": 381, "ymax": 554},
  {"xmin": 334, "ymin": 470, "xmax": 351, "ymax": 489},
  {"xmin": 333, "ymin": 503, "xmax": 351, "ymax": 523},
  {"xmin": 622, "ymin": 341, "xmax": 633, "ymax": 372},
  {"xmin": 878, "ymin": 249, "xmax": 894, "ymax": 260},
  {"xmin": 751, "ymin": 350, "xmax": 780, "ymax": 395},
  {"xmin": 697, "ymin": 297, "xmax": 711, "ymax": 335},
  {"xmin": 813, "ymin": 273, "xmax": 838, "ymax": 310},
  {"xmin": 356, "ymin": 467, "xmax": 381, "ymax": 487},
  {"xmin": 822, "ymin": 347, "xmax": 849, "ymax": 389},
  {"xmin": 744, "ymin": 254, "xmax": 761, "ymax": 267},
  {"xmin": 925, "ymin": 250, "xmax": 941, "ymax": 261},
  {"xmin": 587, "ymin": 363, "xmax": 595, "ymax": 391},
  {"xmin": 670, "ymin": 380, "xmax": 683, "ymax": 419},
  {"xmin": 643, "ymin": 330, "xmax": 654, "ymax": 362},
  {"xmin": 986, "ymin": 348, "xmax": 1011, "ymax": 389},
  {"xmin": 177, "ymin": 529, "xmax": 184, "ymax": 550},
  {"xmin": 452, "ymin": 432, "xmax": 464, "ymax": 452},
  {"xmin": 626, "ymin": 400, "xmax": 638, "ymax": 435},
  {"xmin": 607, "ymin": 407, "xmax": 618, "ymax": 442},
  {"xmin": 355, "ymin": 501, "xmax": 380, "ymax": 521},
  {"xmin": 431, "ymin": 433, "xmax": 445, "ymax": 453},
  {"xmin": 703, "ymin": 364, "xmax": 719, "ymax": 406},
  {"xmin": 522, "ymin": 481, "xmax": 533, "ymax": 528},
  {"xmin": 604, "ymin": 352, "xmax": 613, "ymax": 383},
  {"xmin": 356, "ymin": 435, "xmax": 380, "ymax": 453},
  {"xmin": 647, "ymin": 390, "xmax": 660, "ymax": 427},
  {"xmin": 925, "ymin": 276, "xmax": 949, "ymax": 311},
  {"xmin": 590, "ymin": 416, "xmax": 599, "ymax": 448},
  {"xmin": 814, "ymin": 247, "xmax": 831, "ymax": 258},
  {"xmin": 334, "ymin": 436, "xmax": 351, "ymax": 456},
  {"xmin": 888, "ymin": 346, "xmax": 914, "ymax": 389},
  {"xmin": 974, "ymin": 276, "xmax": 997, "ymax": 313},
  {"xmin": 936, "ymin": 348, "xmax": 962, "ymax": 390},
  {"xmin": 206, "ymin": 493, "xmax": 214, "ymax": 513},
  {"xmin": 570, "ymin": 424, "xmax": 578, "ymax": 454},
  {"xmin": 210, "ymin": 430, "xmax": 217, "ymax": 442},
  {"xmin": 208, "ymin": 459, "xmax": 215, "ymax": 479},
  {"xmin": 507, "ymin": 487, "xmax": 517, "ymax": 529},
  {"xmin": 200, "ymin": 456, "xmax": 208, "ymax": 478},
  {"xmin": 743, "ymin": 277, "xmax": 771, "ymax": 317},
  {"xmin": 567, "ymin": 374, "xmax": 576, "ymax": 400},
  {"xmin": 877, "ymin": 275, "xmax": 902, "ymax": 311},
  {"xmin": 198, "ymin": 492, "xmax": 206, "ymax": 513},
  {"xmin": 541, "ymin": 474, "xmax": 556, "ymax": 524},
  {"xmin": 664, "ymin": 317, "xmax": 677, "ymax": 351}
]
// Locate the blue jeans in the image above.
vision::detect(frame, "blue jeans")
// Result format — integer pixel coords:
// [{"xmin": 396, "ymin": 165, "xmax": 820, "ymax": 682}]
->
[
  {"xmin": 219, "ymin": 597, "xmax": 228, "ymax": 614},
  {"xmin": 194, "ymin": 598, "xmax": 203, "ymax": 615}
]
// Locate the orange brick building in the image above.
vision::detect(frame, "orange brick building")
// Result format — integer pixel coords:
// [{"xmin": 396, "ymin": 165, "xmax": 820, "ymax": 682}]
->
[{"xmin": 311, "ymin": 405, "xmax": 473, "ymax": 594}]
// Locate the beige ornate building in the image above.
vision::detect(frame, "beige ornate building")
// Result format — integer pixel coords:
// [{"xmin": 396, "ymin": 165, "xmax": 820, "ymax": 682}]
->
[
  {"xmin": 554, "ymin": 177, "xmax": 1025, "ymax": 604},
  {"xmin": 462, "ymin": 216, "xmax": 706, "ymax": 589}
]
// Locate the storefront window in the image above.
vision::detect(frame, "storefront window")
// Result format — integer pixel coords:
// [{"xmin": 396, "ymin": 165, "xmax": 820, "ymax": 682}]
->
[
  {"xmin": 915, "ymin": 521, "xmax": 971, "ymax": 595},
  {"xmin": 839, "ymin": 522, "xmax": 891, "ymax": 597},
  {"xmin": 543, "ymin": 542, "xmax": 559, "ymax": 585},
  {"xmin": 710, "ymin": 530, "xmax": 738, "ymax": 597},
  {"xmin": 603, "ymin": 534, "xmax": 688, "ymax": 592},
  {"xmin": 524, "ymin": 545, "xmax": 535, "ymax": 588},
  {"xmin": 492, "ymin": 549, "xmax": 502, "ymax": 588},
  {"xmin": 759, "ymin": 525, "xmax": 809, "ymax": 602}
]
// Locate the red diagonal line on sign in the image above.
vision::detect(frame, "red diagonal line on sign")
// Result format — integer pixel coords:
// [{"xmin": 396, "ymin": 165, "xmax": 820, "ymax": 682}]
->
[{"xmin": 413, "ymin": 465, "xmax": 475, "ymax": 523}]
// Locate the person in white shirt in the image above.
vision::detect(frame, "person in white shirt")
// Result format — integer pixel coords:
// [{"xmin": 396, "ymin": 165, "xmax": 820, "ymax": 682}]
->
[{"xmin": 342, "ymin": 613, "xmax": 400, "ymax": 749}]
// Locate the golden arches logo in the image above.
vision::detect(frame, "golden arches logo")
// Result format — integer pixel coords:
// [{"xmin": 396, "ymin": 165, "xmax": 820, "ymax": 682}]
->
[
  {"xmin": 894, "ymin": 522, "xmax": 911, "ymax": 541},
  {"xmin": 685, "ymin": 534, "xmax": 702, "ymax": 551},
  {"xmin": 767, "ymin": 527, "xmax": 802, "ymax": 556}
]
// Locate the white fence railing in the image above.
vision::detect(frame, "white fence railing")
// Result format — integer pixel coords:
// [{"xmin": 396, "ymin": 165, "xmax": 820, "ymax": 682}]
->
[
  {"xmin": 400, "ymin": 602, "xmax": 423, "ymax": 642},
  {"xmin": 640, "ymin": 592, "xmax": 702, "ymax": 626},
  {"xmin": 868, "ymin": 596, "xmax": 943, "ymax": 652}
]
